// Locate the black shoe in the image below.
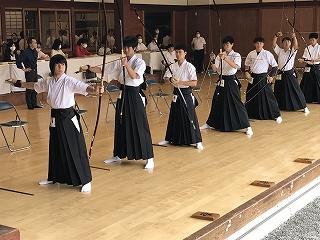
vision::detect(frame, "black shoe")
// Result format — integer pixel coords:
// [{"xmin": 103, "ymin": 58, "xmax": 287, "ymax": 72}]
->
[
  {"xmin": 28, "ymin": 107, "xmax": 34, "ymax": 110},
  {"xmin": 34, "ymin": 105, "xmax": 43, "ymax": 108}
]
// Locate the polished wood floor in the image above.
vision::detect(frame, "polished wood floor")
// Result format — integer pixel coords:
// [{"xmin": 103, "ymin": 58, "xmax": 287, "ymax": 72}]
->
[{"xmin": 1, "ymin": 76, "xmax": 320, "ymax": 240}]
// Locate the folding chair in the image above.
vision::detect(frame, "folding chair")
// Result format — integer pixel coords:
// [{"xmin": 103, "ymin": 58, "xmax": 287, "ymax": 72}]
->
[
  {"xmin": 0, "ymin": 101, "xmax": 31, "ymax": 152},
  {"xmin": 145, "ymin": 78, "xmax": 171, "ymax": 115},
  {"xmin": 75, "ymin": 101, "xmax": 89, "ymax": 134}
]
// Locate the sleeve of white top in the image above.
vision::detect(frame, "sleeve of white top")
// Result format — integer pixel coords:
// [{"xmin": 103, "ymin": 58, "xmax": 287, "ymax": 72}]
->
[
  {"xmin": 214, "ymin": 56, "xmax": 220, "ymax": 70},
  {"xmin": 133, "ymin": 58, "xmax": 146, "ymax": 79},
  {"xmin": 273, "ymin": 44, "xmax": 281, "ymax": 55},
  {"xmin": 234, "ymin": 53, "xmax": 241, "ymax": 69},
  {"xmin": 267, "ymin": 51, "xmax": 278, "ymax": 67},
  {"xmin": 163, "ymin": 67, "xmax": 172, "ymax": 79},
  {"xmin": 68, "ymin": 77, "xmax": 89, "ymax": 96},
  {"xmin": 302, "ymin": 47, "xmax": 310, "ymax": 59},
  {"xmin": 34, "ymin": 78, "xmax": 48, "ymax": 93},
  {"xmin": 189, "ymin": 64, "xmax": 197, "ymax": 80},
  {"xmin": 244, "ymin": 52, "xmax": 252, "ymax": 67}
]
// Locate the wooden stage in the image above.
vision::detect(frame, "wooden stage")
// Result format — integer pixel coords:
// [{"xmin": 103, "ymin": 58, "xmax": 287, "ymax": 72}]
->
[{"xmin": 1, "ymin": 77, "xmax": 320, "ymax": 240}]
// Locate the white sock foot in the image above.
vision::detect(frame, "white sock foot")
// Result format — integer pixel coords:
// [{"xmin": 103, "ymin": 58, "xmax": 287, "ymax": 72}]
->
[
  {"xmin": 158, "ymin": 140, "xmax": 169, "ymax": 146},
  {"xmin": 304, "ymin": 107, "xmax": 310, "ymax": 115},
  {"xmin": 200, "ymin": 123, "xmax": 212, "ymax": 130},
  {"xmin": 104, "ymin": 156, "xmax": 121, "ymax": 164},
  {"xmin": 38, "ymin": 179, "xmax": 54, "ymax": 185},
  {"xmin": 275, "ymin": 116, "xmax": 282, "ymax": 124},
  {"xmin": 196, "ymin": 142, "xmax": 204, "ymax": 150},
  {"xmin": 81, "ymin": 182, "xmax": 91, "ymax": 193},
  {"xmin": 144, "ymin": 158, "xmax": 154, "ymax": 169},
  {"xmin": 246, "ymin": 127, "xmax": 253, "ymax": 136}
]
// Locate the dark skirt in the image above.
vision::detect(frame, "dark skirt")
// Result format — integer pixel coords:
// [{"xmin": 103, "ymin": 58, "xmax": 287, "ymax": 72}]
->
[
  {"xmin": 113, "ymin": 85, "xmax": 154, "ymax": 160},
  {"xmin": 245, "ymin": 73, "xmax": 281, "ymax": 120},
  {"xmin": 300, "ymin": 64, "xmax": 320, "ymax": 103},
  {"xmin": 207, "ymin": 75, "xmax": 250, "ymax": 131},
  {"xmin": 48, "ymin": 107, "xmax": 92, "ymax": 186},
  {"xmin": 274, "ymin": 69, "xmax": 307, "ymax": 111},
  {"xmin": 165, "ymin": 87, "xmax": 202, "ymax": 145}
]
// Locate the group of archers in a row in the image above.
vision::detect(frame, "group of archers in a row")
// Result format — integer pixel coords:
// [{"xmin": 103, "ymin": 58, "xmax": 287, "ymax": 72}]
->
[{"xmin": 6, "ymin": 30, "xmax": 320, "ymax": 193}]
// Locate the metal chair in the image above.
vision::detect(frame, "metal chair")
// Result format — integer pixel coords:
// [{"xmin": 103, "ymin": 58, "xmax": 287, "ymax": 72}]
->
[
  {"xmin": 105, "ymin": 84, "xmax": 120, "ymax": 122},
  {"xmin": 0, "ymin": 101, "xmax": 31, "ymax": 152},
  {"xmin": 75, "ymin": 101, "xmax": 89, "ymax": 134},
  {"xmin": 145, "ymin": 79, "xmax": 171, "ymax": 115}
]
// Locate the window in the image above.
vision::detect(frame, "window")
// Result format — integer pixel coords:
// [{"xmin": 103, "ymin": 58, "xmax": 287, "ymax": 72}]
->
[
  {"xmin": 39, "ymin": 10, "xmax": 70, "ymax": 50},
  {"xmin": 5, "ymin": 9, "xmax": 23, "ymax": 41},
  {"xmin": 24, "ymin": 10, "xmax": 40, "ymax": 42},
  {"xmin": 75, "ymin": 10, "xmax": 114, "ymax": 52}
]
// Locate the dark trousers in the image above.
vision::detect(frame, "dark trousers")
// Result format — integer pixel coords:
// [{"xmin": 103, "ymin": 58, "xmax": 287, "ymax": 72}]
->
[
  {"xmin": 25, "ymin": 70, "xmax": 38, "ymax": 109},
  {"xmin": 194, "ymin": 49, "xmax": 204, "ymax": 73}
]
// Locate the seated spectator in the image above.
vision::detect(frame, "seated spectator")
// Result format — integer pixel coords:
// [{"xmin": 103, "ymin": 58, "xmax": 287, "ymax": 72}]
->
[
  {"xmin": 135, "ymin": 34, "xmax": 147, "ymax": 52},
  {"xmin": 147, "ymin": 34, "xmax": 159, "ymax": 52},
  {"xmin": 74, "ymin": 38, "xmax": 92, "ymax": 57},
  {"xmin": 51, "ymin": 39, "xmax": 66, "ymax": 57},
  {"xmin": 36, "ymin": 41, "xmax": 49, "ymax": 60},
  {"xmin": 3, "ymin": 41, "xmax": 18, "ymax": 61}
]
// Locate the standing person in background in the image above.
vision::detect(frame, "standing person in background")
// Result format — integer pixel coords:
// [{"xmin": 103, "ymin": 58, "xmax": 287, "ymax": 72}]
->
[
  {"xmin": 162, "ymin": 32, "xmax": 171, "ymax": 48},
  {"xmin": 16, "ymin": 37, "xmax": 42, "ymax": 109},
  {"xmin": 191, "ymin": 31, "xmax": 206, "ymax": 73},
  {"xmin": 19, "ymin": 32, "xmax": 26, "ymax": 51},
  {"xmin": 107, "ymin": 29, "xmax": 116, "ymax": 53}
]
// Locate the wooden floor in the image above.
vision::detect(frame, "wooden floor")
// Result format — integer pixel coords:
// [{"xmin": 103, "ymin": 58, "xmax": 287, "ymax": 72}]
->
[{"xmin": 1, "ymin": 76, "xmax": 320, "ymax": 240}]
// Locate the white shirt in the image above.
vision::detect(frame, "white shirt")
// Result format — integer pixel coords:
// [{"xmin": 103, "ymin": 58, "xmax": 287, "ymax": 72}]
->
[
  {"xmin": 136, "ymin": 42, "xmax": 147, "ymax": 52},
  {"xmin": 34, "ymin": 73, "xmax": 88, "ymax": 109},
  {"xmin": 165, "ymin": 51, "xmax": 177, "ymax": 65},
  {"xmin": 148, "ymin": 41, "xmax": 159, "ymax": 51},
  {"xmin": 245, "ymin": 49, "xmax": 278, "ymax": 74},
  {"xmin": 107, "ymin": 35, "xmax": 115, "ymax": 48},
  {"xmin": 162, "ymin": 35, "xmax": 171, "ymax": 47},
  {"xmin": 214, "ymin": 50, "xmax": 241, "ymax": 76},
  {"xmin": 51, "ymin": 49, "xmax": 66, "ymax": 57},
  {"xmin": 191, "ymin": 37, "xmax": 206, "ymax": 50},
  {"xmin": 104, "ymin": 54, "xmax": 146, "ymax": 87},
  {"xmin": 163, "ymin": 60, "xmax": 197, "ymax": 89},
  {"xmin": 302, "ymin": 43, "xmax": 320, "ymax": 64},
  {"xmin": 273, "ymin": 44, "xmax": 297, "ymax": 71}
]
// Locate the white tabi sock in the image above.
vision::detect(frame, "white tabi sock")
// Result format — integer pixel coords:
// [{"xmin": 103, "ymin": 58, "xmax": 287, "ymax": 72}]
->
[
  {"xmin": 81, "ymin": 182, "xmax": 91, "ymax": 193},
  {"xmin": 304, "ymin": 107, "xmax": 310, "ymax": 115},
  {"xmin": 246, "ymin": 127, "xmax": 253, "ymax": 136},
  {"xmin": 104, "ymin": 156, "xmax": 122, "ymax": 164},
  {"xmin": 200, "ymin": 123, "xmax": 212, "ymax": 130},
  {"xmin": 38, "ymin": 179, "xmax": 54, "ymax": 185},
  {"xmin": 144, "ymin": 158, "xmax": 154, "ymax": 169},
  {"xmin": 275, "ymin": 116, "xmax": 282, "ymax": 124},
  {"xmin": 158, "ymin": 140, "xmax": 169, "ymax": 146}
]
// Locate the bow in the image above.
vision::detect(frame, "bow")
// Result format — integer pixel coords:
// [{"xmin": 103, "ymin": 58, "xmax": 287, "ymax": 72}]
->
[
  {"xmin": 114, "ymin": 0, "xmax": 127, "ymax": 120},
  {"xmin": 133, "ymin": 8, "xmax": 196, "ymax": 130},
  {"xmin": 211, "ymin": 0, "xmax": 223, "ymax": 86},
  {"xmin": 279, "ymin": 0, "xmax": 297, "ymax": 73},
  {"xmin": 88, "ymin": 0, "xmax": 108, "ymax": 160}
]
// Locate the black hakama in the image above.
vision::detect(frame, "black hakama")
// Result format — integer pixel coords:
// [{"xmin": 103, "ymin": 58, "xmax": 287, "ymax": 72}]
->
[
  {"xmin": 300, "ymin": 64, "xmax": 320, "ymax": 103},
  {"xmin": 49, "ymin": 107, "xmax": 92, "ymax": 186},
  {"xmin": 274, "ymin": 69, "xmax": 307, "ymax": 111},
  {"xmin": 114, "ymin": 85, "xmax": 154, "ymax": 160},
  {"xmin": 206, "ymin": 75, "xmax": 250, "ymax": 131},
  {"xmin": 245, "ymin": 73, "xmax": 281, "ymax": 120},
  {"xmin": 165, "ymin": 87, "xmax": 202, "ymax": 145}
]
